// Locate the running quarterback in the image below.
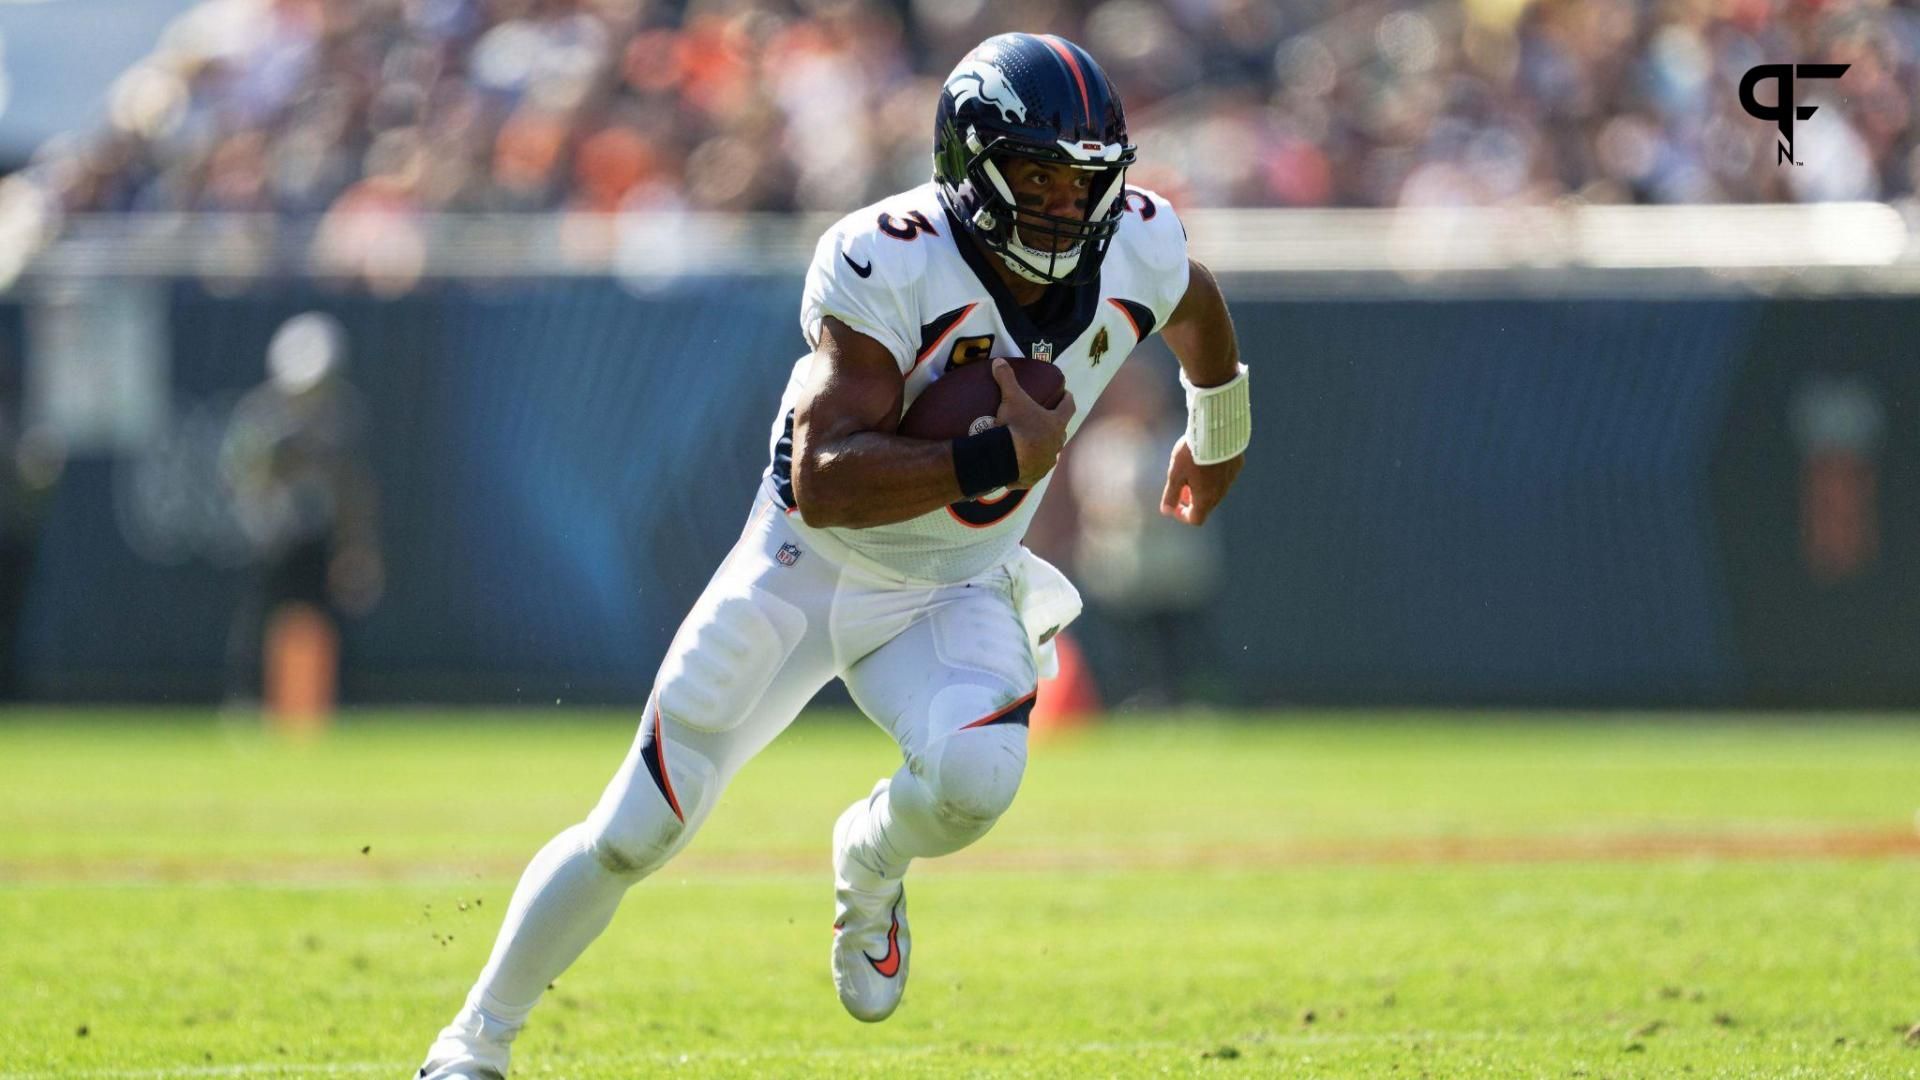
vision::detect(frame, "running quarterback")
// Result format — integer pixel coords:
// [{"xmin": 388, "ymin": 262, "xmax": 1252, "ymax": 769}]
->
[{"xmin": 418, "ymin": 31, "xmax": 1249, "ymax": 1077}]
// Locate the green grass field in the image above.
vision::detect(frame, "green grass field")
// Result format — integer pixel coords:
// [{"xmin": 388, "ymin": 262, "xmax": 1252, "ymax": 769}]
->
[{"xmin": 4, "ymin": 709, "xmax": 1920, "ymax": 1079}]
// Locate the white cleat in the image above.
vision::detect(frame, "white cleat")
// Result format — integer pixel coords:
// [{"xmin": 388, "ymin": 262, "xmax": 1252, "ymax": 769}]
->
[
  {"xmin": 831, "ymin": 781, "xmax": 910, "ymax": 1023},
  {"xmin": 416, "ymin": 1006, "xmax": 514, "ymax": 1080}
]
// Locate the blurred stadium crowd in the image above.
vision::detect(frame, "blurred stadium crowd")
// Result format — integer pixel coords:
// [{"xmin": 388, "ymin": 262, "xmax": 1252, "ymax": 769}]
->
[{"xmin": 12, "ymin": 0, "xmax": 1920, "ymax": 223}]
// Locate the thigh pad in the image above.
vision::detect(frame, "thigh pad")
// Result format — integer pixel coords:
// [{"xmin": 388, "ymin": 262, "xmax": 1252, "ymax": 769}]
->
[{"xmin": 657, "ymin": 584, "xmax": 808, "ymax": 733}]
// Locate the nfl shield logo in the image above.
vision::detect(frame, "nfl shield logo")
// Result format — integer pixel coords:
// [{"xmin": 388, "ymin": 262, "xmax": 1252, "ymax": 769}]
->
[
  {"xmin": 776, "ymin": 542, "xmax": 802, "ymax": 567},
  {"xmin": 1030, "ymin": 339, "xmax": 1054, "ymax": 363}
]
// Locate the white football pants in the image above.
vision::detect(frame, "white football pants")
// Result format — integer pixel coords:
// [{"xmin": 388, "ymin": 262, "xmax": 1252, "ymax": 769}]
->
[{"xmin": 459, "ymin": 493, "xmax": 1062, "ymax": 1030}]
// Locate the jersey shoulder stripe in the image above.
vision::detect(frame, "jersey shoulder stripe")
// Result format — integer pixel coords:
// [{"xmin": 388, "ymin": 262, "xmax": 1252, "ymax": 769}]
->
[
  {"xmin": 915, "ymin": 303, "xmax": 980, "ymax": 371},
  {"xmin": 1108, "ymin": 297, "xmax": 1158, "ymax": 340}
]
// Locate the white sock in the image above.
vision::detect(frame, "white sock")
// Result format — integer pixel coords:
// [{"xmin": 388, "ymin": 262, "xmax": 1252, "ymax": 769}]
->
[
  {"xmin": 844, "ymin": 763, "xmax": 994, "ymax": 888},
  {"xmin": 466, "ymin": 823, "xmax": 633, "ymax": 1029}
]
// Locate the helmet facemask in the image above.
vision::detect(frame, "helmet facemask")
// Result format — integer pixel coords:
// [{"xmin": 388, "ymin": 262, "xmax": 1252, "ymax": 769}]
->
[{"xmin": 944, "ymin": 126, "xmax": 1133, "ymax": 287}]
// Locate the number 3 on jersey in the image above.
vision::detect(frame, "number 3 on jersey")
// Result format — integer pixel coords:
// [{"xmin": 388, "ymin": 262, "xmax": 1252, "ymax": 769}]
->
[{"xmin": 878, "ymin": 210, "xmax": 939, "ymax": 241}]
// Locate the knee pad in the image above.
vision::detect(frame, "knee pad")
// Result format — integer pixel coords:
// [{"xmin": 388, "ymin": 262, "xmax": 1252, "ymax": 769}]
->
[
  {"xmin": 585, "ymin": 722, "xmax": 719, "ymax": 876},
  {"xmin": 587, "ymin": 799, "xmax": 684, "ymax": 877},
  {"xmin": 924, "ymin": 707, "xmax": 1028, "ymax": 829},
  {"xmin": 656, "ymin": 585, "xmax": 806, "ymax": 733}
]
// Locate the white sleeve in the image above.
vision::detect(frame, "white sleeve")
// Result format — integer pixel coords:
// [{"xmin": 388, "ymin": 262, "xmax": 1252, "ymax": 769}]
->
[
  {"xmin": 799, "ymin": 222, "xmax": 917, "ymax": 374},
  {"xmin": 1126, "ymin": 188, "xmax": 1191, "ymax": 332}
]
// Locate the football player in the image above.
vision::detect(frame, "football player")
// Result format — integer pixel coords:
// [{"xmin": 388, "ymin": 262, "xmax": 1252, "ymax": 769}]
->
[{"xmin": 419, "ymin": 31, "xmax": 1248, "ymax": 1078}]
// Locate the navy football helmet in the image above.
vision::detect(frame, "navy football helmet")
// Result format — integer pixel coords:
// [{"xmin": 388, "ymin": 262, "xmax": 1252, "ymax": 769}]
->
[{"xmin": 934, "ymin": 33, "xmax": 1136, "ymax": 286}]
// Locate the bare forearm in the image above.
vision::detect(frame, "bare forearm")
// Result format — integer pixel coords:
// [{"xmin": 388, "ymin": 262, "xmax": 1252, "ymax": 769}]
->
[
  {"xmin": 1162, "ymin": 260, "xmax": 1240, "ymax": 387},
  {"xmin": 795, "ymin": 431, "xmax": 964, "ymax": 529}
]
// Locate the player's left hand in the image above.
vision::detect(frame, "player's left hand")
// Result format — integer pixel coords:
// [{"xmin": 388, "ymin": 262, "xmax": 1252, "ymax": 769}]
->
[{"xmin": 1160, "ymin": 438, "xmax": 1242, "ymax": 527}]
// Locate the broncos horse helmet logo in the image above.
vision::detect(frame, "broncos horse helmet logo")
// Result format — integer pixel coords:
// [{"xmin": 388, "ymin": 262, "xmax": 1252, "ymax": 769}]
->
[{"xmin": 946, "ymin": 59, "xmax": 1028, "ymax": 125}]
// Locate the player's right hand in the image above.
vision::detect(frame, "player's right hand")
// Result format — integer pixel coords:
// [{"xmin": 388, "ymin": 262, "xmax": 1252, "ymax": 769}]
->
[{"xmin": 992, "ymin": 358, "xmax": 1075, "ymax": 489}]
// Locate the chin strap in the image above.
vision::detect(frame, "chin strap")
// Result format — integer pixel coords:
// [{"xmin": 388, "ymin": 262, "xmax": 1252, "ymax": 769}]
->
[
  {"xmin": 1181, "ymin": 363, "xmax": 1251, "ymax": 465},
  {"xmin": 998, "ymin": 249, "xmax": 1054, "ymax": 284},
  {"xmin": 999, "ymin": 226, "xmax": 1080, "ymax": 284}
]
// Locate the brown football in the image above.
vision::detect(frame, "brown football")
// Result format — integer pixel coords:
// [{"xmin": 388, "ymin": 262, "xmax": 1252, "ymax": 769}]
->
[{"xmin": 897, "ymin": 358, "xmax": 1066, "ymax": 440}]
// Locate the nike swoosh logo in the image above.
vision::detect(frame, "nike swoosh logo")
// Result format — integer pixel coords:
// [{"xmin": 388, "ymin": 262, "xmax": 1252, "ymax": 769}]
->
[
  {"xmin": 842, "ymin": 250, "xmax": 873, "ymax": 278},
  {"xmin": 864, "ymin": 899, "xmax": 902, "ymax": 978}
]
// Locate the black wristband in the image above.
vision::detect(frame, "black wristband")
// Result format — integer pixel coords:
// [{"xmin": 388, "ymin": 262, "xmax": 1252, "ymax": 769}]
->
[{"xmin": 952, "ymin": 426, "xmax": 1020, "ymax": 498}]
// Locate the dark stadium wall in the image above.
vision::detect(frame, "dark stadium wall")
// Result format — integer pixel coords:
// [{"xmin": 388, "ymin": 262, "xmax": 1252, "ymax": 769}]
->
[
  {"xmin": 1707, "ymin": 298, "xmax": 1920, "ymax": 706},
  {"xmin": 1209, "ymin": 297, "xmax": 1751, "ymax": 707},
  {"xmin": 10, "ymin": 280, "xmax": 1919, "ymax": 708}
]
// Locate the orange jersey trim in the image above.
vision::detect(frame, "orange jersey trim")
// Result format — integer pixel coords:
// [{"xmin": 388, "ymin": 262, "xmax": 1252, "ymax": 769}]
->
[{"xmin": 912, "ymin": 302, "xmax": 979, "ymax": 372}]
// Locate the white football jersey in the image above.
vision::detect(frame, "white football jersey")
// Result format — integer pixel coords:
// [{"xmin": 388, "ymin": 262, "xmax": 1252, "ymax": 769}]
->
[{"xmin": 761, "ymin": 181, "xmax": 1190, "ymax": 584}]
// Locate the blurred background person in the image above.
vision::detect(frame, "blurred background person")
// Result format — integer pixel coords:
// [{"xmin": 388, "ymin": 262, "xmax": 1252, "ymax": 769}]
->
[{"xmin": 219, "ymin": 311, "xmax": 381, "ymax": 722}]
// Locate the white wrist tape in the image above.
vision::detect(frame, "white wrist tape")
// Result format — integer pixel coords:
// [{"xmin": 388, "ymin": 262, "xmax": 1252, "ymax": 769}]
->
[{"xmin": 1181, "ymin": 363, "xmax": 1250, "ymax": 465}]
